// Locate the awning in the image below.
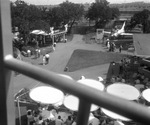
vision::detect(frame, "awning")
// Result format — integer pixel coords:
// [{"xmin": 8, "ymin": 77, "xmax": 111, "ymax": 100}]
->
[{"xmin": 31, "ymin": 30, "xmax": 48, "ymax": 35}]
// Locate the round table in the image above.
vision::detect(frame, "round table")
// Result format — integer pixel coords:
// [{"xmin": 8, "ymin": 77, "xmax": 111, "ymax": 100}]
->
[
  {"xmin": 106, "ymin": 83, "xmax": 140, "ymax": 100},
  {"xmin": 63, "ymin": 95, "xmax": 99, "ymax": 111},
  {"xmin": 29, "ymin": 86, "xmax": 64, "ymax": 104},
  {"xmin": 77, "ymin": 79, "xmax": 105, "ymax": 91},
  {"xmin": 101, "ymin": 108, "xmax": 131, "ymax": 121},
  {"xmin": 142, "ymin": 89, "xmax": 150, "ymax": 102}
]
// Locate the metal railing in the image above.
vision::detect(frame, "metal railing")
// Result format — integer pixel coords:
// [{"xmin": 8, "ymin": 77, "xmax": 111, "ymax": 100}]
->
[
  {"xmin": 4, "ymin": 55, "xmax": 150, "ymax": 125},
  {"xmin": 1, "ymin": 0, "xmax": 150, "ymax": 125}
]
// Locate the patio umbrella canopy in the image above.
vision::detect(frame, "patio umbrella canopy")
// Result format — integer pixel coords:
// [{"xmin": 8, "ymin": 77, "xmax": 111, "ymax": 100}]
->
[
  {"xmin": 57, "ymin": 74, "xmax": 74, "ymax": 80},
  {"xmin": 142, "ymin": 89, "xmax": 150, "ymax": 102},
  {"xmin": 106, "ymin": 83, "xmax": 140, "ymax": 100},
  {"xmin": 77, "ymin": 79, "xmax": 105, "ymax": 91},
  {"xmin": 29, "ymin": 86, "xmax": 64, "ymax": 104},
  {"xmin": 63, "ymin": 95, "xmax": 99, "ymax": 111},
  {"xmin": 31, "ymin": 30, "xmax": 47, "ymax": 35}
]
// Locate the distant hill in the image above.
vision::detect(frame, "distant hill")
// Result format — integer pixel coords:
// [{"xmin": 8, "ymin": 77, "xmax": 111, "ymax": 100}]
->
[
  {"xmin": 110, "ymin": 2, "xmax": 150, "ymax": 12},
  {"xmin": 36, "ymin": 5, "xmax": 59, "ymax": 9}
]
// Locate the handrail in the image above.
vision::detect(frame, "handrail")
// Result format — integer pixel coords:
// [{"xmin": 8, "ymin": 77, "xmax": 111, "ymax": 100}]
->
[{"xmin": 4, "ymin": 55, "xmax": 150, "ymax": 125}]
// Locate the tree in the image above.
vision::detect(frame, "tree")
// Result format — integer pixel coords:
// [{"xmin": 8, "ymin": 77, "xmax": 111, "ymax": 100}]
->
[
  {"xmin": 85, "ymin": 0, "xmax": 119, "ymax": 29},
  {"xmin": 129, "ymin": 9, "xmax": 150, "ymax": 33},
  {"xmin": 47, "ymin": 7, "xmax": 62, "ymax": 28},
  {"xmin": 59, "ymin": 1, "xmax": 84, "ymax": 33},
  {"xmin": 11, "ymin": 0, "xmax": 50, "ymax": 44},
  {"xmin": 111, "ymin": 7, "xmax": 120, "ymax": 19}
]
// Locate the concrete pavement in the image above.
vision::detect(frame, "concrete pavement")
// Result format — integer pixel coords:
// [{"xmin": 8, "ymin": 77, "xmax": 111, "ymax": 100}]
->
[
  {"xmin": 13, "ymin": 34, "xmax": 109, "ymax": 94},
  {"xmin": 14, "ymin": 34, "xmax": 135, "ymax": 94}
]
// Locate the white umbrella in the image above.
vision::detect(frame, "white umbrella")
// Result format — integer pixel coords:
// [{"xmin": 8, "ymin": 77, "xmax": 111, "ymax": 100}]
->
[
  {"xmin": 31, "ymin": 30, "xmax": 41, "ymax": 34},
  {"xmin": 29, "ymin": 86, "xmax": 64, "ymax": 104},
  {"xmin": 58, "ymin": 74, "xmax": 73, "ymax": 80},
  {"xmin": 106, "ymin": 83, "xmax": 140, "ymax": 100},
  {"xmin": 101, "ymin": 108, "xmax": 131, "ymax": 121},
  {"xmin": 37, "ymin": 31, "xmax": 46, "ymax": 35},
  {"xmin": 77, "ymin": 79, "xmax": 105, "ymax": 91},
  {"xmin": 142, "ymin": 89, "xmax": 150, "ymax": 102},
  {"xmin": 63, "ymin": 95, "xmax": 99, "ymax": 111}
]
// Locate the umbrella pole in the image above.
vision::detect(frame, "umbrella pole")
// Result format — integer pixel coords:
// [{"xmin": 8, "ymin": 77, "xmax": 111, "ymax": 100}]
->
[{"xmin": 17, "ymin": 98, "xmax": 22, "ymax": 125}]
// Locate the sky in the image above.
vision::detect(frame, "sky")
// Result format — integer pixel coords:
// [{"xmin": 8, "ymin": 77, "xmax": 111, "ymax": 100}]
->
[{"xmin": 10, "ymin": 0, "xmax": 149, "ymax": 5}]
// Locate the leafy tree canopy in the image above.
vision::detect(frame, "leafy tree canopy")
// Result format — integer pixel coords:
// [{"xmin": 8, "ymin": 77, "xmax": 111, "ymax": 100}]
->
[
  {"xmin": 85, "ymin": 0, "xmax": 120, "ymax": 28},
  {"xmin": 59, "ymin": 1, "xmax": 84, "ymax": 32},
  {"xmin": 129, "ymin": 9, "xmax": 150, "ymax": 33},
  {"xmin": 11, "ymin": 0, "xmax": 84, "ymax": 35}
]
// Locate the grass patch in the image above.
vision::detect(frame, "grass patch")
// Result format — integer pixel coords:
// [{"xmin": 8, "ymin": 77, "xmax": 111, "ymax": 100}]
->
[{"xmin": 66, "ymin": 49, "xmax": 128, "ymax": 72}]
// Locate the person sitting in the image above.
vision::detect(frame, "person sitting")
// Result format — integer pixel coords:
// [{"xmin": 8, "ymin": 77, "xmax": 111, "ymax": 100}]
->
[
  {"xmin": 36, "ymin": 116, "xmax": 43, "ymax": 125},
  {"xmin": 146, "ymin": 81, "xmax": 150, "ymax": 88},
  {"xmin": 45, "ymin": 53, "xmax": 50, "ymax": 65},
  {"xmin": 111, "ymin": 77, "xmax": 116, "ymax": 83},
  {"xmin": 114, "ymin": 120, "xmax": 125, "ymax": 125},
  {"xmin": 116, "ymin": 76, "xmax": 121, "ymax": 82},
  {"xmin": 134, "ymin": 84, "xmax": 145, "ymax": 92},
  {"xmin": 27, "ymin": 110, "xmax": 34, "ymax": 125},
  {"xmin": 55, "ymin": 116, "xmax": 63, "ymax": 125},
  {"xmin": 143, "ymin": 77, "xmax": 149, "ymax": 85},
  {"xmin": 42, "ymin": 55, "xmax": 46, "ymax": 65},
  {"xmin": 121, "ymin": 78, "xmax": 125, "ymax": 83},
  {"xmin": 33, "ymin": 110, "xmax": 40, "ymax": 123},
  {"xmin": 71, "ymin": 117, "xmax": 77, "ymax": 125},
  {"xmin": 135, "ymin": 79, "xmax": 141, "ymax": 84},
  {"xmin": 65, "ymin": 116, "xmax": 73, "ymax": 125}
]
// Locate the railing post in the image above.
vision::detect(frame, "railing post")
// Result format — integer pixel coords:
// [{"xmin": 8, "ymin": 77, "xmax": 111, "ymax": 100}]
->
[
  {"xmin": 77, "ymin": 99, "xmax": 91, "ymax": 125},
  {"xmin": 0, "ymin": 0, "xmax": 15, "ymax": 125}
]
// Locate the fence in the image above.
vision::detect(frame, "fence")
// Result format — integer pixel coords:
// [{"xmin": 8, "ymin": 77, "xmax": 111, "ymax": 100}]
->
[{"xmin": 1, "ymin": 0, "xmax": 150, "ymax": 125}]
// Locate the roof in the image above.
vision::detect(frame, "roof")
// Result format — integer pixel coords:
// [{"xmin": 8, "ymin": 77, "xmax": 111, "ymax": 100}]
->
[
  {"xmin": 30, "ymin": 30, "xmax": 48, "ymax": 35},
  {"xmin": 133, "ymin": 34, "xmax": 150, "ymax": 57}
]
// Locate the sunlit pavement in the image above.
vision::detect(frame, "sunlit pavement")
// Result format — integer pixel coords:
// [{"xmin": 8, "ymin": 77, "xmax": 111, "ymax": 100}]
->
[{"xmin": 13, "ymin": 34, "xmax": 133, "ymax": 94}]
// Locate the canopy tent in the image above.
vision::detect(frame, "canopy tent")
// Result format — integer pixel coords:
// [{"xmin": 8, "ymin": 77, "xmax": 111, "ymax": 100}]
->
[
  {"xmin": 30, "ymin": 30, "xmax": 48, "ymax": 35},
  {"xmin": 30, "ymin": 30, "xmax": 50, "ymax": 46}
]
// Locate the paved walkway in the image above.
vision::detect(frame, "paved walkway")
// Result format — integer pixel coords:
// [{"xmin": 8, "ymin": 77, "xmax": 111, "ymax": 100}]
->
[{"xmin": 13, "ymin": 34, "xmax": 134, "ymax": 94}]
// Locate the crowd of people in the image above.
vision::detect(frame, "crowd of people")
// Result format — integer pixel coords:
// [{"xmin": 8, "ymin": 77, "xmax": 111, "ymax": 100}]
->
[
  {"xmin": 105, "ymin": 38, "xmax": 124, "ymax": 53},
  {"xmin": 105, "ymin": 39, "xmax": 116, "ymax": 52},
  {"xmin": 26, "ymin": 104, "xmax": 78, "ymax": 125},
  {"xmin": 106, "ymin": 56, "xmax": 150, "ymax": 105}
]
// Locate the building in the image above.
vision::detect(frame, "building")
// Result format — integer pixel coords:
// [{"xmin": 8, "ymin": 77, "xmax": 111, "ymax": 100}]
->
[{"xmin": 110, "ymin": 2, "xmax": 150, "ymax": 20}]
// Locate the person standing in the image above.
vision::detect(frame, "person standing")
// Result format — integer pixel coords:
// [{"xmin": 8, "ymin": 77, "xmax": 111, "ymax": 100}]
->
[
  {"xmin": 45, "ymin": 53, "xmax": 50, "ymax": 65},
  {"xmin": 27, "ymin": 50, "xmax": 31, "ymax": 57},
  {"xmin": 55, "ymin": 116, "xmax": 63, "ymax": 125},
  {"xmin": 38, "ymin": 49, "xmax": 41, "ymax": 58},
  {"xmin": 65, "ymin": 116, "xmax": 73, "ymax": 125},
  {"xmin": 119, "ymin": 45, "xmax": 122, "ymax": 53},
  {"xmin": 35, "ymin": 49, "xmax": 39, "ymax": 58},
  {"xmin": 43, "ymin": 55, "xmax": 46, "ymax": 65},
  {"xmin": 107, "ymin": 41, "xmax": 110, "ymax": 51}
]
